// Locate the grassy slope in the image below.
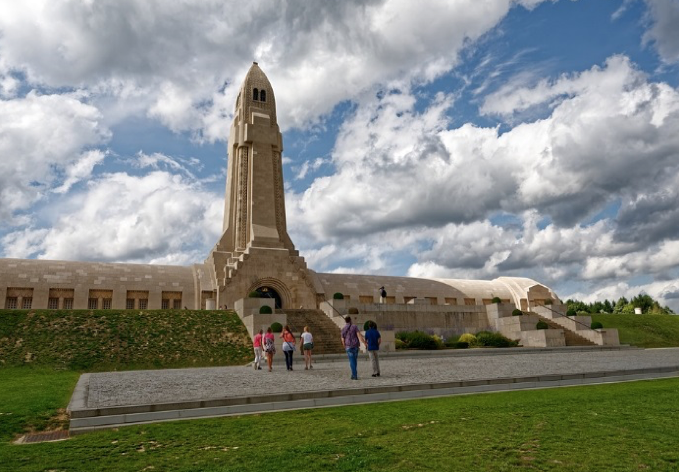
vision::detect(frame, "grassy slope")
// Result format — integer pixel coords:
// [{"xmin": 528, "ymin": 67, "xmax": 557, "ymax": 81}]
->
[
  {"xmin": 591, "ymin": 314, "xmax": 679, "ymax": 348},
  {"xmin": 0, "ymin": 309, "xmax": 252, "ymax": 371},
  {"xmin": 0, "ymin": 371, "xmax": 678, "ymax": 471}
]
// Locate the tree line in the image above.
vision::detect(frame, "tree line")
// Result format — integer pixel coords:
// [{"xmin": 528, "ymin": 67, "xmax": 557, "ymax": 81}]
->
[{"xmin": 565, "ymin": 294, "xmax": 675, "ymax": 315}]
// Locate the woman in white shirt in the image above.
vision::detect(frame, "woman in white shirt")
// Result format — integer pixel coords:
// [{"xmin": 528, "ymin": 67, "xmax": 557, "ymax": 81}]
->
[{"xmin": 301, "ymin": 326, "xmax": 314, "ymax": 370}]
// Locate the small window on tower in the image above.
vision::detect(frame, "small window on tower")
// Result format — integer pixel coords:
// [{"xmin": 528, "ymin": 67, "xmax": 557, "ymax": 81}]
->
[
  {"xmin": 253, "ymin": 88, "xmax": 259, "ymax": 101},
  {"xmin": 260, "ymin": 90, "xmax": 266, "ymax": 102}
]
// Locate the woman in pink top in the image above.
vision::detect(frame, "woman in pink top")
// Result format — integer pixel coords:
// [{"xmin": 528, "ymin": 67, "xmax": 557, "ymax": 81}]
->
[
  {"xmin": 280, "ymin": 325, "xmax": 296, "ymax": 371},
  {"xmin": 252, "ymin": 329, "xmax": 263, "ymax": 370},
  {"xmin": 263, "ymin": 327, "xmax": 276, "ymax": 372}
]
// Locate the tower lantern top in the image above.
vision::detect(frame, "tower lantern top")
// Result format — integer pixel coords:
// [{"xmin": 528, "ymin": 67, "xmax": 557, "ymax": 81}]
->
[{"xmin": 235, "ymin": 62, "xmax": 277, "ymax": 126}]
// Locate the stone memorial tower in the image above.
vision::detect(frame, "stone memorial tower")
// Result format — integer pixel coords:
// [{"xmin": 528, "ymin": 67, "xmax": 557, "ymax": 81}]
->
[{"xmin": 203, "ymin": 62, "xmax": 319, "ymax": 309}]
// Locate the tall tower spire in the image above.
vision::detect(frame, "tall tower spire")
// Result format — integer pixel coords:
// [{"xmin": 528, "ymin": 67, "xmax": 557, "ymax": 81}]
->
[
  {"xmin": 203, "ymin": 62, "xmax": 317, "ymax": 310},
  {"xmin": 219, "ymin": 62, "xmax": 295, "ymax": 253}
]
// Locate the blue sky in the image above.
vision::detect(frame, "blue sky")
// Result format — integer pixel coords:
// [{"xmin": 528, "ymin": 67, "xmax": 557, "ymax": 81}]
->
[{"xmin": 1, "ymin": 0, "xmax": 679, "ymax": 310}]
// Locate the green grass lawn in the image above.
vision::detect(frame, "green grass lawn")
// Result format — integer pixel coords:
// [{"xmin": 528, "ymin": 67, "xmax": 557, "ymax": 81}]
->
[
  {"xmin": 0, "ymin": 309, "xmax": 252, "ymax": 371},
  {"xmin": 1, "ymin": 367, "xmax": 679, "ymax": 471},
  {"xmin": 2, "ymin": 312, "xmax": 679, "ymax": 470},
  {"xmin": 591, "ymin": 314, "xmax": 679, "ymax": 348}
]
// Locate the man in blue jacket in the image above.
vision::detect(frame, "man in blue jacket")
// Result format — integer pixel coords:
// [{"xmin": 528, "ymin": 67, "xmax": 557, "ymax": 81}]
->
[{"xmin": 364, "ymin": 321, "xmax": 381, "ymax": 377}]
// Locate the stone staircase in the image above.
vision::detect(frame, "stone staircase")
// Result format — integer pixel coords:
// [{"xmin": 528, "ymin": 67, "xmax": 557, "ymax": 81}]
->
[
  {"xmin": 531, "ymin": 312, "xmax": 597, "ymax": 347},
  {"xmin": 281, "ymin": 309, "xmax": 345, "ymax": 354}
]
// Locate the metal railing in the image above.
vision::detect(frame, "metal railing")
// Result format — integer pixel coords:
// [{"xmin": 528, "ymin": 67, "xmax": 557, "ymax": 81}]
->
[{"xmin": 531, "ymin": 303, "xmax": 600, "ymax": 332}]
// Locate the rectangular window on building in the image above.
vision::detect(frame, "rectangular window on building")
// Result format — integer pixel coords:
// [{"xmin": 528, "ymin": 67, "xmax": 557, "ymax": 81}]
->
[
  {"xmin": 48, "ymin": 298, "xmax": 59, "ymax": 309},
  {"xmin": 161, "ymin": 299, "xmax": 169, "ymax": 310},
  {"xmin": 403, "ymin": 296, "xmax": 415, "ymax": 304},
  {"xmin": 445, "ymin": 297, "xmax": 457, "ymax": 305},
  {"xmin": 359, "ymin": 295, "xmax": 374, "ymax": 304},
  {"xmin": 22, "ymin": 297, "xmax": 33, "ymax": 309},
  {"xmin": 343, "ymin": 295, "xmax": 351, "ymax": 302},
  {"xmin": 464, "ymin": 298, "xmax": 476, "ymax": 306},
  {"xmin": 482, "ymin": 299, "xmax": 493, "ymax": 305},
  {"xmin": 127, "ymin": 290, "xmax": 149, "ymax": 310},
  {"xmin": 102, "ymin": 298, "xmax": 112, "ymax": 310},
  {"xmin": 49, "ymin": 288, "xmax": 74, "ymax": 308},
  {"xmin": 162, "ymin": 291, "xmax": 182, "ymax": 309},
  {"xmin": 88, "ymin": 289, "xmax": 112, "ymax": 310},
  {"xmin": 5, "ymin": 297, "xmax": 18, "ymax": 309},
  {"xmin": 126, "ymin": 299, "xmax": 135, "ymax": 310},
  {"xmin": 63, "ymin": 298, "xmax": 73, "ymax": 309},
  {"xmin": 385, "ymin": 296, "xmax": 395, "ymax": 304},
  {"xmin": 426, "ymin": 297, "xmax": 438, "ymax": 305}
]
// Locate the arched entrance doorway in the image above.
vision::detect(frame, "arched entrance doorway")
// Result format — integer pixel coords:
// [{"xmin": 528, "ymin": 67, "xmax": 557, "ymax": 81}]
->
[{"xmin": 255, "ymin": 286, "xmax": 283, "ymax": 309}]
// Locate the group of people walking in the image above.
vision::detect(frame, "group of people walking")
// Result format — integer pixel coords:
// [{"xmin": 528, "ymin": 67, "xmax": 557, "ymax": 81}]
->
[
  {"xmin": 252, "ymin": 317, "xmax": 381, "ymax": 380},
  {"xmin": 252, "ymin": 325, "xmax": 315, "ymax": 372}
]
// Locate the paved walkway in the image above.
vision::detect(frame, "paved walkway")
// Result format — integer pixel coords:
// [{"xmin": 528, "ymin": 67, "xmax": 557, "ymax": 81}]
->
[{"xmin": 68, "ymin": 347, "xmax": 679, "ymax": 433}]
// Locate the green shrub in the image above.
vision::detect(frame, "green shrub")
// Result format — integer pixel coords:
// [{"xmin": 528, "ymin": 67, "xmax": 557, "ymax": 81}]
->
[
  {"xmin": 512, "ymin": 309, "xmax": 523, "ymax": 316},
  {"xmin": 458, "ymin": 333, "xmax": 477, "ymax": 345},
  {"xmin": 248, "ymin": 291, "xmax": 260, "ymax": 298},
  {"xmin": 259, "ymin": 305, "xmax": 272, "ymax": 314},
  {"xmin": 333, "ymin": 292, "xmax": 344, "ymax": 300},
  {"xmin": 491, "ymin": 297, "xmax": 502, "ymax": 304},
  {"xmin": 363, "ymin": 320, "xmax": 375, "ymax": 331},
  {"xmin": 407, "ymin": 331, "xmax": 441, "ymax": 350},
  {"xmin": 454, "ymin": 341, "xmax": 469, "ymax": 349},
  {"xmin": 577, "ymin": 311, "xmax": 589, "ymax": 316},
  {"xmin": 591, "ymin": 321, "xmax": 603, "ymax": 330},
  {"xmin": 536, "ymin": 321, "xmax": 549, "ymax": 330},
  {"xmin": 475, "ymin": 331, "xmax": 518, "ymax": 348},
  {"xmin": 566, "ymin": 308, "xmax": 577, "ymax": 317},
  {"xmin": 270, "ymin": 322, "xmax": 283, "ymax": 333},
  {"xmin": 395, "ymin": 331, "xmax": 442, "ymax": 350},
  {"xmin": 348, "ymin": 307, "xmax": 359, "ymax": 315},
  {"xmin": 395, "ymin": 338, "xmax": 406, "ymax": 350},
  {"xmin": 444, "ymin": 335, "xmax": 459, "ymax": 348}
]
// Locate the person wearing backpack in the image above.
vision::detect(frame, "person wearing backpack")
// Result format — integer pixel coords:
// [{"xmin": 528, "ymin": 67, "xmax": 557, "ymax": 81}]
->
[
  {"xmin": 340, "ymin": 316, "xmax": 366, "ymax": 380},
  {"xmin": 280, "ymin": 325, "xmax": 296, "ymax": 371},
  {"xmin": 263, "ymin": 327, "xmax": 276, "ymax": 372}
]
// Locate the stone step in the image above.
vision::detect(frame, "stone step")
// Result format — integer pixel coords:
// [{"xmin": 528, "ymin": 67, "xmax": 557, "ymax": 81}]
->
[
  {"xmin": 282, "ymin": 309, "xmax": 345, "ymax": 354},
  {"xmin": 532, "ymin": 313, "xmax": 596, "ymax": 347}
]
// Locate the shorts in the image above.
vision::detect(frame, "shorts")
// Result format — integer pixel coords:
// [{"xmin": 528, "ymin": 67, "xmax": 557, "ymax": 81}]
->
[{"xmin": 303, "ymin": 342, "xmax": 314, "ymax": 350}]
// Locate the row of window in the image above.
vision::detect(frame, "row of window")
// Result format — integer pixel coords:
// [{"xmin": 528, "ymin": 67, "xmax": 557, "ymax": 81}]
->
[
  {"xmin": 4, "ymin": 287, "xmax": 184, "ymax": 310},
  {"xmin": 352, "ymin": 295, "xmax": 472, "ymax": 305},
  {"xmin": 5, "ymin": 296, "xmax": 182, "ymax": 310},
  {"xmin": 343, "ymin": 296, "xmax": 510, "ymax": 306}
]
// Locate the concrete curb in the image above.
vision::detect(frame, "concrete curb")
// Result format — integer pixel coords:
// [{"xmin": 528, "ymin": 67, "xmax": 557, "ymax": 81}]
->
[
  {"xmin": 257, "ymin": 344, "xmax": 638, "ymax": 365},
  {"xmin": 69, "ymin": 364, "xmax": 678, "ymax": 434}
]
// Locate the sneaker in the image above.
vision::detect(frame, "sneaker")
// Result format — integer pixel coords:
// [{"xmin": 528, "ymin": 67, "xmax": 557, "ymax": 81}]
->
[
  {"xmin": 351, "ymin": 376, "xmax": 358, "ymax": 380},
  {"xmin": 309, "ymin": 365, "xmax": 313, "ymax": 369},
  {"xmin": 372, "ymin": 374, "xmax": 377, "ymax": 377},
  {"xmin": 258, "ymin": 367, "xmax": 262, "ymax": 370},
  {"xmin": 305, "ymin": 366, "xmax": 308, "ymax": 370},
  {"xmin": 376, "ymin": 373, "xmax": 380, "ymax": 377}
]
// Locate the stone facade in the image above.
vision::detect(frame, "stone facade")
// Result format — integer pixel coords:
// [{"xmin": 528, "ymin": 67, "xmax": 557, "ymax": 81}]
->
[{"xmin": 2, "ymin": 62, "xmax": 591, "ymax": 349}]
